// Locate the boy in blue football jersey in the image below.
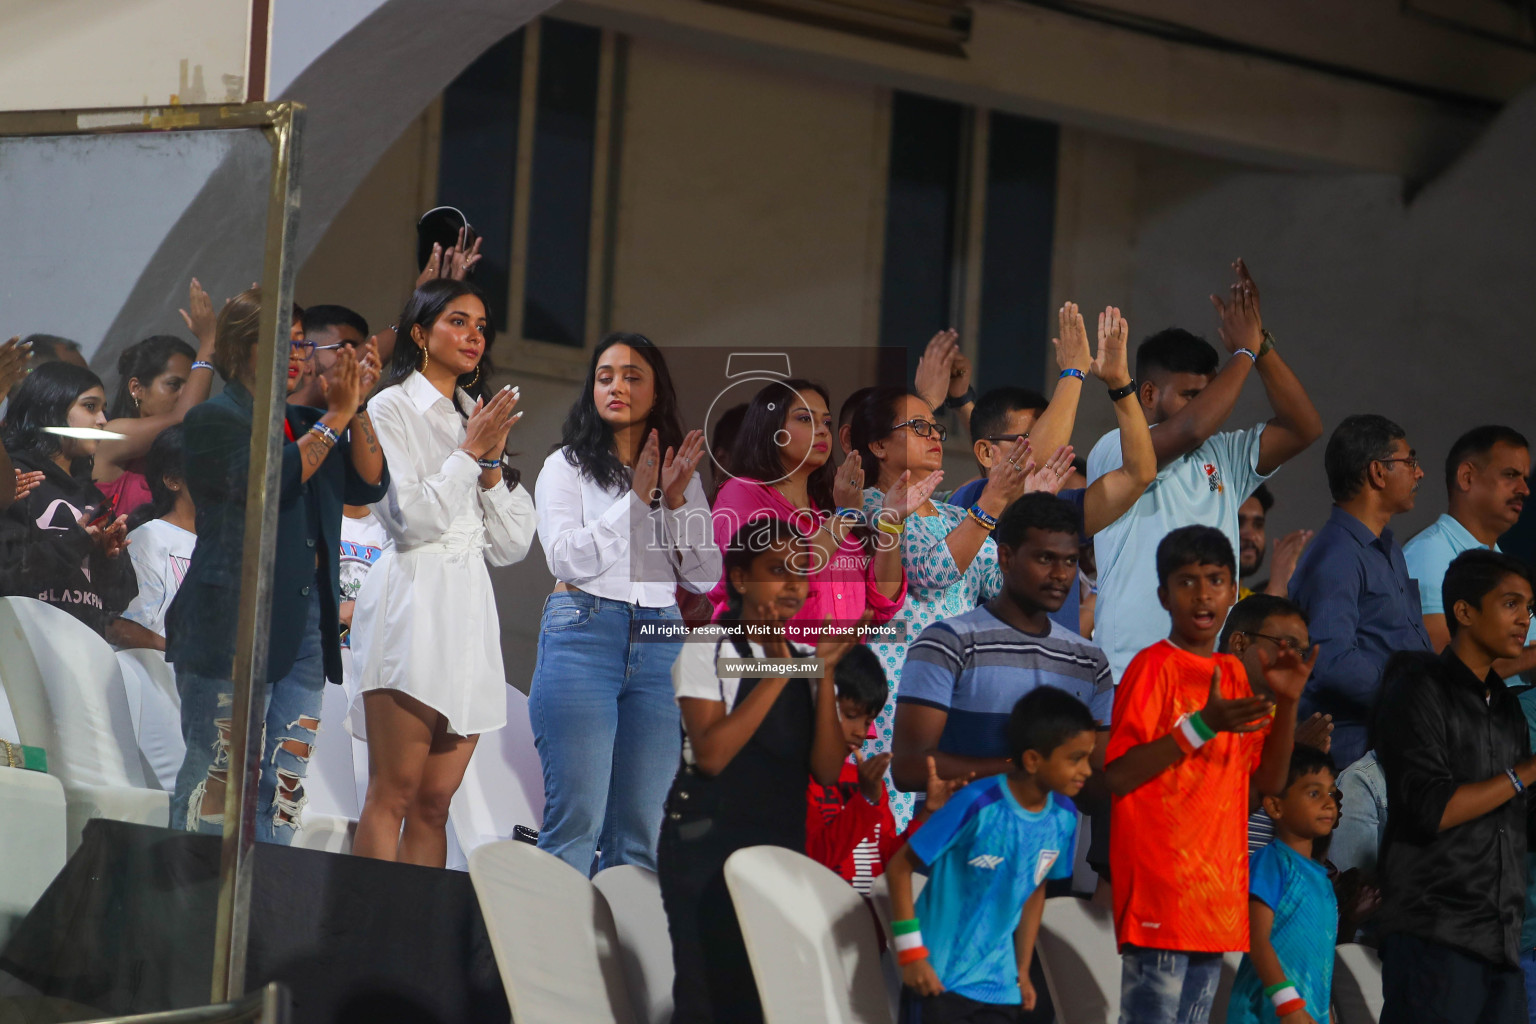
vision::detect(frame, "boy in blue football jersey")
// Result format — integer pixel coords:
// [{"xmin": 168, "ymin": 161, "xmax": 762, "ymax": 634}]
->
[{"xmin": 885, "ymin": 686, "xmax": 1095, "ymax": 1023}]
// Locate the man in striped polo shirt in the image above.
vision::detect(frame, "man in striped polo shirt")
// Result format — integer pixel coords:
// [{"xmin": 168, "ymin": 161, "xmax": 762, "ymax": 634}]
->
[{"xmin": 892, "ymin": 493, "xmax": 1113, "ymax": 802}]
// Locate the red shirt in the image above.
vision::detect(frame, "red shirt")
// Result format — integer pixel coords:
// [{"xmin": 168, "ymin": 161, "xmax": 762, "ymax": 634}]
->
[
  {"xmin": 806, "ymin": 759, "xmax": 920, "ymax": 893},
  {"xmin": 1107, "ymin": 640, "xmax": 1268, "ymax": 953}
]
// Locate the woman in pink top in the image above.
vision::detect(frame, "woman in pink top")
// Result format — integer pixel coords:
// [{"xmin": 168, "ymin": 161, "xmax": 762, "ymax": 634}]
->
[{"xmin": 709, "ymin": 377, "xmax": 938, "ymax": 634}]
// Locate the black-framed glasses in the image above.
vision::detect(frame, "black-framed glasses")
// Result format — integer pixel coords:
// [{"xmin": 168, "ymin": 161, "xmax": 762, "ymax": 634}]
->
[
  {"xmin": 1375, "ymin": 456, "xmax": 1419, "ymax": 471},
  {"xmin": 892, "ymin": 418, "xmax": 947, "ymax": 442},
  {"xmin": 1242, "ymin": 630, "xmax": 1306, "ymax": 653},
  {"xmin": 982, "ymin": 433, "xmax": 1028, "ymax": 444},
  {"xmin": 288, "ymin": 340, "xmax": 314, "ymax": 359}
]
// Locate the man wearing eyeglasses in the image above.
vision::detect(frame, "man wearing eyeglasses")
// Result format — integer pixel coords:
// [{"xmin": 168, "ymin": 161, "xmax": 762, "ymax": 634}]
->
[
  {"xmin": 289, "ymin": 305, "xmax": 370, "ymax": 409},
  {"xmin": 1288, "ymin": 414, "xmax": 1433, "ymax": 769}
]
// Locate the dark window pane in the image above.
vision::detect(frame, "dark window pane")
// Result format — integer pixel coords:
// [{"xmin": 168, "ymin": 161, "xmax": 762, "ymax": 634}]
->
[
  {"xmin": 879, "ymin": 92, "xmax": 964, "ymax": 370},
  {"xmin": 977, "ymin": 112, "xmax": 1058, "ymax": 392},
  {"xmin": 439, "ymin": 30, "xmax": 524, "ymax": 332},
  {"xmin": 522, "ymin": 18, "xmax": 602, "ymax": 347}
]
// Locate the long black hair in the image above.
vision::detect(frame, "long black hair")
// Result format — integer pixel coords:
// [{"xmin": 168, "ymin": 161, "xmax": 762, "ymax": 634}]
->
[
  {"xmin": 847, "ymin": 385, "xmax": 923, "ymax": 488},
  {"xmin": 379, "ymin": 279, "xmax": 495, "ymax": 403},
  {"xmin": 125, "ymin": 426, "xmax": 188, "ymax": 531},
  {"xmin": 2, "ymin": 361, "xmax": 105, "ymax": 472},
  {"xmin": 559, "ymin": 332, "xmax": 684, "ymax": 492},
  {"xmin": 109, "ymin": 335, "xmax": 196, "ymax": 420},
  {"xmin": 729, "ymin": 378, "xmax": 836, "ymax": 511}
]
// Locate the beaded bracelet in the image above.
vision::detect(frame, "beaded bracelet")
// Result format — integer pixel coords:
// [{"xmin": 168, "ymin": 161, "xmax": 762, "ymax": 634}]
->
[
  {"xmin": 309, "ymin": 422, "xmax": 339, "ymax": 446},
  {"xmin": 892, "ymin": 918, "xmax": 929, "ymax": 966},
  {"xmin": 967, "ymin": 504, "xmax": 998, "ymax": 531},
  {"xmin": 1059, "ymin": 368, "xmax": 1086, "ymax": 382}
]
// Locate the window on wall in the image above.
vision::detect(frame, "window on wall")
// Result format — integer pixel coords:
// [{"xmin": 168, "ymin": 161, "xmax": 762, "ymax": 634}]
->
[
  {"xmin": 876, "ymin": 93, "xmax": 1058, "ymax": 395},
  {"xmin": 438, "ymin": 17, "xmax": 617, "ymax": 372}
]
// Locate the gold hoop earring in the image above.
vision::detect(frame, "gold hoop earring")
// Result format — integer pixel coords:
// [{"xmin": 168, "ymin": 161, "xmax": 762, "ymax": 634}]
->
[
  {"xmin": 418, "ymin": 344, "xmax": 429, "ymax": 374},
  {"xmin": 466, "ymin": 366, "xmax": 479, "ymax": 388}
]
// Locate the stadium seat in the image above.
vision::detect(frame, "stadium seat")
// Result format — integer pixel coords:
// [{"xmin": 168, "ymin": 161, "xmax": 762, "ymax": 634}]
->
[{"xmin": 593, "ymin": 865, "xmax": 674, "ymax": 1024}]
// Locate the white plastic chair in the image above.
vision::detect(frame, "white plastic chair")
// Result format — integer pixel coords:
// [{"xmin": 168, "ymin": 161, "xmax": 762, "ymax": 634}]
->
[
  {"xmin": 0, "ymin": 767, "xmax": 67, "ymax": 948},
  {"xmin": 1037, "ymin": 896, "xmax": 1121, "ymax": 1024},
  {"xmin": 724, "ymin": 845, "xmax": 891, "ymax": 1024},
  {"xmin": 1333, "ymin": 943, "xmax": 1384, "ymax": 1024},
  {"xmin": 0, "ymin": 598, "xmax": 168, "ymax": 851},
  {"xmin": 468, "ymin": 839, "xmax": 637, "ymax": 1024},
  {"xmin": 115, "ymin": 648, "xmax": 185, "ymax": 792},
  {"xmin": 593, "ymin": 865, "xmax": 674, "ymax": 1024}
]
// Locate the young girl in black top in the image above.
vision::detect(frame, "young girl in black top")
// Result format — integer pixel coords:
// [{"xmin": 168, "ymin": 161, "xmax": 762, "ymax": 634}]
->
[{"xmin": 660, "ymin": 517, "xmax": 863, "ymax": 1023}]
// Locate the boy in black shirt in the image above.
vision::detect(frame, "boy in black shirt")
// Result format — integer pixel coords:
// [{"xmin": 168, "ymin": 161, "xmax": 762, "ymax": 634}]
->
[{"xmin": 1376, "ymin": 548, "xmax": 1536, "ymax": 1024}]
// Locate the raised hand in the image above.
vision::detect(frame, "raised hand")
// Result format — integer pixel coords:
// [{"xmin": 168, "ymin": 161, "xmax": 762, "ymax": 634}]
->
[
  {"xmin": 978, "ymin": 437, "xmax": 1035, "ymax": 510},
  {"xmin": 1210, "ymin": 258, "xmax": 1264, "ymax": 354},
  {"xmin": 1052, "ymin": 302, "xmax": 1091, "ymax": 376},
  {"xmin": 1295, "ymin": 712, "xmax": 1333, "ymax": 753},
  {"xmin": 415, "ymin": 244, "xmax": 446, "ymax": 289},
  {"xmin": 319, "ymin": 346, "xmax": 363, "ymax": 419},
  {"xmin": 1091, "ymin": 306, "xmax": 1131, "ymax": 389},
  {"xmin": 913, "ymin": 329, "xmax": 959, "ymax": 410},
  {"xmin": 948, "ymin": 348, "xmax": 972, "ymax": 402},
  {"xmin": 660, "ymin": 429, "xmax": 706, "ymax": 509},
  {"xmin": 853, "ymin": 750, "xmax": 893, "ymax": 806},
  {"xmin": 1024, "ymin": 444, "xmax": 1074, "ymax": 495},
  {"xmin": 925, "ymin": 754, "xmax": 973, "ymax": 812},
  {"xmin": 1257, "ymin": 643, "xmax": 1318, "ymax": 705},
  {"xmin": 1199, "ymin": 665, "xmax": 1275, "ymax": 734},
  {"xmin": 178, "ymin": 277, "xmax": 217, "ymax": 348},
  {"xmin": 631, "ymin": 429, "xmax": 662, "ymax": 505},
  {"xmin": 356, "ymin": 337, "xmax": 382, "ymax": 396},
  {"xmin": 13, "ymin": 469, "xmax": 44, "ymax": 503},
  {"xmin": 881, "ymin": 468, "xmax": 944, "ymax": 522},
  {"xmin": 0, "ymin": 335, "xmax": 30, "ymax": 395},
  {"xmin": 1269, "ymin": 529, "xmax": 1313, "ymax": 591},
  {"xmin": 462, "ymin": 384, "xmax": 521, "ymax": 461},
  {"xmin": 81, "ymin": 512, "xmax": 131, "ymax": 558},
  {"xmin": 833, "ymin": 450, "xmax": 866, "ymax": 510},
  {"xmin": 447, "ymin": 227, "xmax": 483, "ymax": 279}
]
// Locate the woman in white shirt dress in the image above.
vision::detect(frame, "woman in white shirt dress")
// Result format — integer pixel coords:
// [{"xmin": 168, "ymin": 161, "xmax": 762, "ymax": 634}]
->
[
  {"xmin": 530, "ymin": 332, "xmax": 720, "ymax": 875},
  {"xmin": 350, "ymin": 280, "xmax": 536, "ymax": 866}
]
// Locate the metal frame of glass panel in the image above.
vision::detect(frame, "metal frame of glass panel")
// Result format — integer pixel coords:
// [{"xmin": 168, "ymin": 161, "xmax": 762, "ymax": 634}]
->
[{"xmin": 0, "ymin": 101, "xmax": 303, "ymax": 1004}]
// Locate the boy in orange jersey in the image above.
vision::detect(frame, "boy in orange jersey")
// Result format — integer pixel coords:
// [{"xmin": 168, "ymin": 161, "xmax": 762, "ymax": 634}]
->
[{"xmin": 1103, "ymin": 525, "xmax": 1315, "ymax": 1024}]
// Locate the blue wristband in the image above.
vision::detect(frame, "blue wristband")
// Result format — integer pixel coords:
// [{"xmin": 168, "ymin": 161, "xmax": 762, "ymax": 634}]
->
[
  {"xmin": 968, "ymin": 504, "xmax": 998, "ymax": 530},
  {"xmin": 1059, "ymin": 368, "xmax": 1087, "ymax": 382},
  {"xmin": 1508, "ymin": 768, "xmax": 1525, "ymax": 794},
  {"xmin": 191, "ymin": 360, "xmax": 215, "ymax": 373},
  {"xmin": 308, "ymin": 422, "xmax": 339, "ymax": 446},
  {"xmin": 833, "ymin": 507, "xmax": 864, "ymax": 523}
]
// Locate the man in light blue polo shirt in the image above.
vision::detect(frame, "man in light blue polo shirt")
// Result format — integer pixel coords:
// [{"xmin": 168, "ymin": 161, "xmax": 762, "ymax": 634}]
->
[
  {"xmin": 1088, "ymin": 260, "xmax": 1323, "ymax": 680},
  {"xmin": 1404, "ymin": 425, "xmax": 1536, "ymax": 678}
]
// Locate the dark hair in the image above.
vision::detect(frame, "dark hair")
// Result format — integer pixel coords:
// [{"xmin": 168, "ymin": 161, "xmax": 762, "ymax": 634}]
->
[
  {"xmin": 1444, "ymin": 425, "xmax": 1529, "ymax": 496},
  {"xmin": 22, "ymin": 334, "xmax": 83, "ymax": 364},
  {"xmin": 1135, "ymin": 328, "xmax": 1219, "ymax": 382},
  {"xmin": 1219, "ymin": 593, "xmax": 1308, "ymax": 653},
  {"xmin": 1324, "ymin": 414, "xmax": 1406, "ymax": 502},
  {"xmin": 710, "ymin": 403, "xmax": 748, "ymax": 481},
  {"xmin": 720, "ymin": 517, "xmax": 807, "ymax": 622},
  {"xmin": 1282, "ymin": 744, "xmax": 1336, "ymax": 790},
  {"xmin": 838, "ymin": 387, "xmax": 876, "ymax": 431},
  {"xmin": 1006, "ymin": 687, "xmax": 1096, "ymax": 765},
  {"xmin": 847, "ymin": 385, "xmax": 927, "ymax": 487},
  {"xmin": 1442, "ymin": 548, "xmax": 1533, "ymax": 637},
  {"xmin": 995, "ymin": 492, "xmax": 1081, "ymax": 549},
  {"xmin": 558, "ymin": 332, "xmax": 683, "ymax": 493},
  {"xmin": 301, "ymin": 304, "xmax": 370, "ymax": 341},
  {"xmin": 109, "ymin": 335, "xmax": 196, "ymax": 420},
  {"xmin": 968, "ymin": 386, "xmax": 1048, "ymax": 444},
  {"xmin": 417, "ymin": 206, "xmax": 474, "ymax": 271},
  {"xmin": 212, "ymin": 288, "xmax": 262, "ymax": 381},
  {"xmin": 1155, "ymin": 525, "xmax": 1235, "ymax": 587},
  {"xmin": 380, "ymin": 279, "xmax": 495, "ymax": 402},
  {"xmin": 1, "ymin": 361, "xmax": 106, "ymax": 466},
  {"xmin": 1248, "ymin": 482, "xmax": 1274, "ymax": 512},
  {"xmin": 833, "ymin": 645, "xmax": 888, "ymax": 717},
  {"xmin": 731, "ymin": 378, "xmax": 837, "ymax": 511},
  {"xmin": 126, "ymin": 426, "xmax": 187, "ymax": 531}
]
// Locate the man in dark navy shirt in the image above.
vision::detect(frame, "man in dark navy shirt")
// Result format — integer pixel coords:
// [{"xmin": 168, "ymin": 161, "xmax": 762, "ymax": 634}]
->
[{"xmin": 1289, "ymin": 414, "xmax": 1432, "ymax": 768}]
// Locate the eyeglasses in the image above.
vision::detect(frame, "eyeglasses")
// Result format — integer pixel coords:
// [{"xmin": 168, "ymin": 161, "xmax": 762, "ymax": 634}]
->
[
  {"xmin": 1375, "ymin": 456, "xmax": 1419, "ymax": 471},
  {"xmin": 289, "ymin": 340, "xmax": 315, "ymax": 359},
  {"xmin": 892, "ymin": 418, "xmax": 947, "ymax": 442},
  {"xmin": 313, "ymin": 342, "xmax": 354, "ymax": 354},
  {"xmin": 1242, "ymin": 631, "xmax": 1306, "ymax": 653},
  {"xmin": 981, "ymin": 433, "xmax": 1028, "ymax": 444}
]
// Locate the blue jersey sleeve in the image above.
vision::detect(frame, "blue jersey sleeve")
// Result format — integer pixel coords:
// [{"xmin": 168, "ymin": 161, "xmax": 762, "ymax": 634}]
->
[
  {"xmin": 1046, "ymin": 799, "xmax": 1078, "ymax": 880},
  {"xmin": 1248, "ymin": 842, "xmax": 1286, "ymax": 911},
  {"xmin": 898, "ymin": 622, "xmax": 967, "ymax": 711},
  {"xmin": 906, "ymin": 776, "xmax": 994, "ymax": 867}
]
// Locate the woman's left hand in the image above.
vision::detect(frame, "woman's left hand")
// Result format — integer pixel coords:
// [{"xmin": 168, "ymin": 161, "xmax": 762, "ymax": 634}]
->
[
  {"xmin": 832, "ymin": 451, "xmax": 865, "ymax": 511},
  {"xmin": 880, "ymin": 468, "xmax": 944, "ymax": 521},
  {"xmin": 1023, "ymin": 444, "xmax": 1074, "ymax": 496},
  {"xmin": 660, "ymin": 429, "xmax": 706, "ymax": 510}
]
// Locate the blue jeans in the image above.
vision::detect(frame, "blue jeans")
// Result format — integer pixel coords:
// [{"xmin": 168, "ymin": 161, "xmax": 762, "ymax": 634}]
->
[
  {"xmin": 1119, "ymin": 947, "xmax": 1222, "ymax": 1024},
  {"xmin": 528, "ymin": 592, "xmax": 684, "ymax": 876},
  {"xmin": 170, "ymin": 587, "xmax": 327, "ymax": 846}
]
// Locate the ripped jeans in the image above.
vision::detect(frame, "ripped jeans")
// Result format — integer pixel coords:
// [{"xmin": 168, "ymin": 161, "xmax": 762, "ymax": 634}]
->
[{"xmin": 170, "ymin": 587, "xmax": 327, "ymax": 845}]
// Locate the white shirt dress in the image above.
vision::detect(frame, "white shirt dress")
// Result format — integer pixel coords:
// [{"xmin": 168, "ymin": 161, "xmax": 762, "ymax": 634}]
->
[{"xmin": 350, "ymin": 371, "xmax": 537, "ymax": 736}]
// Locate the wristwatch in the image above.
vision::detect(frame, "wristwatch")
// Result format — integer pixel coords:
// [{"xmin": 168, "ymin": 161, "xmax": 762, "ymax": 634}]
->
[
  {"xmin": 1106, "ymin": 379, "xmax": 1137, "ymax": 402},
  {"xmin": 1258, "ymin": 329, "xmax": 1277, "ymax": 358}
]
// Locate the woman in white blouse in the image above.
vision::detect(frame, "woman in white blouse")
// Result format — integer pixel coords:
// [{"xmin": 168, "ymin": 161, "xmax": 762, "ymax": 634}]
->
[
  {"xmin": 531, "ymin": 332, "xmax": 720, "ymax": 875},
  {"xmin": 350, "ymin": 280, "xmax": 536, "ymax": 866}
]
